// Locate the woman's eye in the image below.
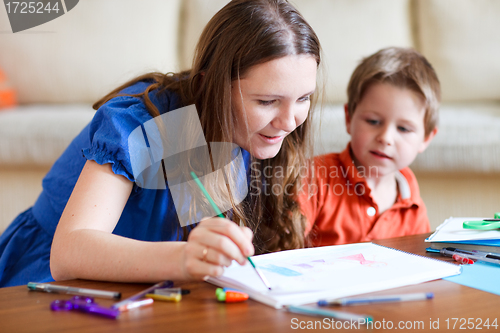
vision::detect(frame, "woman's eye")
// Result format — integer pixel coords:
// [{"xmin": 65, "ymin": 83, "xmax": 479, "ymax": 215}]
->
[
  {"xmin": 258, "ymin": 100, "xmax": 275, "ymax": 106},
  {"xmin": 298, "ymin": 96, "xmax": 310, "ymax": 102}
]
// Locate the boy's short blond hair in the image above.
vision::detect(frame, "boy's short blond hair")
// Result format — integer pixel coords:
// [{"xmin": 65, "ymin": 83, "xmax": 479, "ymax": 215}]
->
[{"xmin": 346, "ymin": 47, "xmax": 441, "ymax": 137}]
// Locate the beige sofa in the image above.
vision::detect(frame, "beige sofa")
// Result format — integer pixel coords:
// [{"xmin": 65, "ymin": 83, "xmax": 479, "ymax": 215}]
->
[{"xmin": 1, "ymin": 0, "xmax": 499, "ymax": 234}]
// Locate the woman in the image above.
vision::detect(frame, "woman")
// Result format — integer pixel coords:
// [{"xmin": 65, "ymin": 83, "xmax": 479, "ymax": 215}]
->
[{"xmin": 0, "ymin": 0, "xmax": 321, "ymax": 286}]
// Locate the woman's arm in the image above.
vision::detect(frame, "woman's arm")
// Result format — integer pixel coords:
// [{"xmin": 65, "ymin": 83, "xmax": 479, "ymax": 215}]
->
[{"xmin": 50, "ymin": 160, "xmax": 253, "ymax": 283}]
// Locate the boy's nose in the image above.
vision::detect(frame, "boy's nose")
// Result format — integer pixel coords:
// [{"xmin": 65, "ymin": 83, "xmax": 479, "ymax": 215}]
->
[{"xmin": 377, "ymin": 126, "xmax": 395, "ymax": 145}]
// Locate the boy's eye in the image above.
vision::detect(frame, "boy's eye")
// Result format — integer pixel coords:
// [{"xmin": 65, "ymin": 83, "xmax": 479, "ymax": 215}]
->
[
  {"xmin": 398, "ymin": 126, "xmax": 411, "ymax": 133},
  {"xmin": 258, "ymin": 100, "xmax": 276, "ymax": 106},
  {"xmin": 366, "ymin": 119, "xmax": 380, "ymax": 125}
]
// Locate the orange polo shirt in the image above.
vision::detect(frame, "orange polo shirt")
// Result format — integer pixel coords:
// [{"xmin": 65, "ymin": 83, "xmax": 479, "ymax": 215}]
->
[{"xmin": 299, "ymin": 144, "xmax": 430, "ymax": 247}]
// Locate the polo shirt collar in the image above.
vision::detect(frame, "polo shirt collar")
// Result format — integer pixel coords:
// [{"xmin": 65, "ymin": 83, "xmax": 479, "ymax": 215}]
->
[{"xmin": 394, "ymin": 170, "xmax": 411, "ymax": 200}]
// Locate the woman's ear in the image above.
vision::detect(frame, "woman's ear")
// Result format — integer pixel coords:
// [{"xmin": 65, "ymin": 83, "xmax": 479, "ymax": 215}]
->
[
  {"xmin": 418, "ymin": 127, "xmax": 438, "ymax": 153},
  {"xmin": 344, "ymin": 103, "xmax": 352, "ymax": 135}
]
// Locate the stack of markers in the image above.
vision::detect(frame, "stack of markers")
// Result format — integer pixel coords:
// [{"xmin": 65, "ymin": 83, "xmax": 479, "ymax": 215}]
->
[{"xmin": 215, "ymin": 288, "xmax": 249, "ymax": 303}]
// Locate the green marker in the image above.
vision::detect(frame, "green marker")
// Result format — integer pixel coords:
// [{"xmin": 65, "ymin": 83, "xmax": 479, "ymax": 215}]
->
[
  {"xmin": 190, "ymin": 171, "xmax": 224, "ymax": 218},
  {"xmin": 190, "ymin": 172, "xmax": 272, "ymax": 290}
]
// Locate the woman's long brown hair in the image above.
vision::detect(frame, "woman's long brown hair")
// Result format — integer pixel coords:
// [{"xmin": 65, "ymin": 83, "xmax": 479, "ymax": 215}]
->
[{"xmin": 93, "ymin": 0, "xmax": 321, "ymax": 254}]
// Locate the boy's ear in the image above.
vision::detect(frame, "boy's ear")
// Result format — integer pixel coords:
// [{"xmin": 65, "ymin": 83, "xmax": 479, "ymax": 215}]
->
[
  {"xmin": 418, "ymin": 127, "xmax": 438, "ymax": 153},
  {"xmin": 344, "ymin": 103, "xmax": 352, "ymax": 135}
]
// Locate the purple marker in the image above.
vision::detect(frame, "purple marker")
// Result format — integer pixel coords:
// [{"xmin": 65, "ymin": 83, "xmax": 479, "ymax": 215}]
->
[{"xmin": 51, "ymin": 296, "xmax": 120, "ymax": 319}]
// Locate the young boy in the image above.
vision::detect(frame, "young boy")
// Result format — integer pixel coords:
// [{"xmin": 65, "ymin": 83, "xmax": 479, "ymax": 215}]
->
[{"xmin": 300, "ymin": 47, "xmax": 440, "ymax": 247}]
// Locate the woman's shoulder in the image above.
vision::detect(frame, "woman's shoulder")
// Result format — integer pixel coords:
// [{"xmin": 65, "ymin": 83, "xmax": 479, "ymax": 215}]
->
[
  {"xmin": 82, "ymin": 81, "xmax": 176, "ymax": 181},
  {"xmin": 92, "ymin": 81, "xmax": 182, "ymax": 131},
  {"xmin": 102, "ymin": 80, "xmax": 181, "ymax": 113}
]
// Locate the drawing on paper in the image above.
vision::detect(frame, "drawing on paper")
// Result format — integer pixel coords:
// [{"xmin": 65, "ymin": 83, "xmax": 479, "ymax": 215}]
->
[
  {"xmin": 260, "ymin": 264, "xmax": 302, "ymax": 276},
  {"xmin": 339, "ymin": 253, "xmax": 387, "ymax": 267}
]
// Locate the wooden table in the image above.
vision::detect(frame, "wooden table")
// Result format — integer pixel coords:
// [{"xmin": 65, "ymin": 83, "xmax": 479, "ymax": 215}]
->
[{"xmin": 1, "ymin": 234, "xmax": 499, "ymax": 332}]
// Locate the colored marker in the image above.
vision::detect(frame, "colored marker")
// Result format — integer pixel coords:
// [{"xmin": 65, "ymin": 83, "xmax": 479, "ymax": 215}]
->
[
  {"xmin": 155, "ymin": 287, "xmax": 190, "ymax": 295},
  {"xmin": 216, "ymin": 288, "xmax": 249, "ymax": 303},
  {"xmin": 27, "ymin": 282, "xmax": 121, "ymax": 299},
  {"xmin": 247, "ymin": 256, "xmax": 272, "ymax": 290},
  {"xmin": 425, "ymin": 247, "xmax": 474, "ymax": 265},
  {"xmin": 117, "ymin": 298, "xmax": 154, "ymax": 312},
  {"xmin": 427, "ymin": 247, "xmax": 481, "ymax": 264},
  {"xmin": 438, "ymin": 247, "xmax": 500, "ymax": 265},
  {"xmin": 318, "ymin": 292, "xmax": 434, "ymax": 306},
  {"xmin": 190, "ymin": 171, "xmax": 272, "ymax": 290},
  {"xmin": 452, "ymin": 254, "xmax": 474, "ymax": 265},
  {"xmin": 111, "ymin": 280, "xmax": 172, "ymax": 309},
  {"xmin": 146, "ymin": 293, "xmax": 182, "ymax": 302},
  {"xmin": 50, "ymin": 296, "xmax": 120, "ymax": 319},
  {"xmin": 285, "ymin": 305, "xmax": 373, "ymax": 324}
]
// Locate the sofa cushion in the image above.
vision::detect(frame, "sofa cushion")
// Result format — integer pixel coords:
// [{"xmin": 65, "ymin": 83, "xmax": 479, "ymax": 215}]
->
[
  {"xmin": 179, "ymin": 0, "xmax": 414, "ymax": 104},
  {"xmin": 4, "ymin": 101, "xmax": 498, "ymax": 173},
  {"xmin": 313, "ymin": 103, "xmax": 500, "ymax": 173},
  {"xmin": 0, "ymin": 0, "xmax": 181, "ymax": 104},
  {"xmin": 0, "ymin": 105, "xmax": 94, "ymax": 167},
  {"xmin": 178, "ymin": 0, "xmax": 230, "ymax": 71},
  {"xmin": 416, "ymin": 0, "xmax": 500, "ymax": 103},
  {"xmin": 293, "ymin": 0, "xmax": 414, "ymax": 104}
]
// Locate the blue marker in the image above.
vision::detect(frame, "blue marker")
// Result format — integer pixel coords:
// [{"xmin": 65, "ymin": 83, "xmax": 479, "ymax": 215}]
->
[
  {"xmin": 318, "ymin": 292, "xmax": 434, "ymax": 306},
  {"xmin": 285, "ymin": 305, "xmax": 373, "ymax": 324}
]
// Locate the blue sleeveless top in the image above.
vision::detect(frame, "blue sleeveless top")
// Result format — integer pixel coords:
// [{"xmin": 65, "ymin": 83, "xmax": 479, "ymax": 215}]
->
[{"xmin": 0, "ymin": 81, "xmax": 250, "ymax": 287}]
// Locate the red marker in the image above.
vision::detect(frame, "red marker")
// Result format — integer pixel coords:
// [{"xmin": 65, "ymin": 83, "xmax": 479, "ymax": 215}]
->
[{"xmin": 452, "ymin": 254, "xmax": 474, "ymax": 265}]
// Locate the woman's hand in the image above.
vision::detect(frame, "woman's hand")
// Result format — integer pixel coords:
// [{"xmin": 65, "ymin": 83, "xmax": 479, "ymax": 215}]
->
[{"xmin": 182, "ymin": 217, "xmax": 254, "ymax": 280}]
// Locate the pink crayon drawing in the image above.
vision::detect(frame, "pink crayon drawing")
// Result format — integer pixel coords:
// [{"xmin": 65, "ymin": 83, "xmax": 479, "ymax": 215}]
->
[{"xmin": 339, "ymin": 253, "xmax": 386, "ymax": 267}]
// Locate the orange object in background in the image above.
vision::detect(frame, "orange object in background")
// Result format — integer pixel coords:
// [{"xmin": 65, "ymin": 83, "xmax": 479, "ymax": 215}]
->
[
  {"xmin": 215, "ymin": 288, "xmax": 249, "ymax": 303},
  {"xmin": 224, "ymin": 290, "xmax": 249, "ymax": 302},
  {"xmin": 0, "ymin": 69, "xmax": 17, "ymax": 109}
]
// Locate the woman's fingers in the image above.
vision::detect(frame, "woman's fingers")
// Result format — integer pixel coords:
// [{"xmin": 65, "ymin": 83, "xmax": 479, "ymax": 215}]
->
[
  {"xmin": 190, "ymin": 218, "xmax": 253, "ymax": 265},
  {"xmin": 240, "ymin": 226, "xmax": 255, "ymax": 256},
  {"xmin": 183, "ymin": 239, "xmax": 232, "ymax": 279},
  {"xmin": 190, "ymin": 218, "xmax": 254, "ymax": 265},
  {"xmin": 199, "ymin": 244, "xmax": 233, "ymax": 267},
  {"xmin": 183, "ymin": 217, "xmax": 256, "ymax": 280},
  {"xmin": 184, "ymin": 248, "xmax": 225, "ymax": 279}
]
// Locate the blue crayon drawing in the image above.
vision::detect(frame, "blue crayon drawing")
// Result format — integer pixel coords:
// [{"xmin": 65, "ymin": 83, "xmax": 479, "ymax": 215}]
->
[{"xmin": 260, "ymin": 264, "xmax": 302, "ymax": 277}]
